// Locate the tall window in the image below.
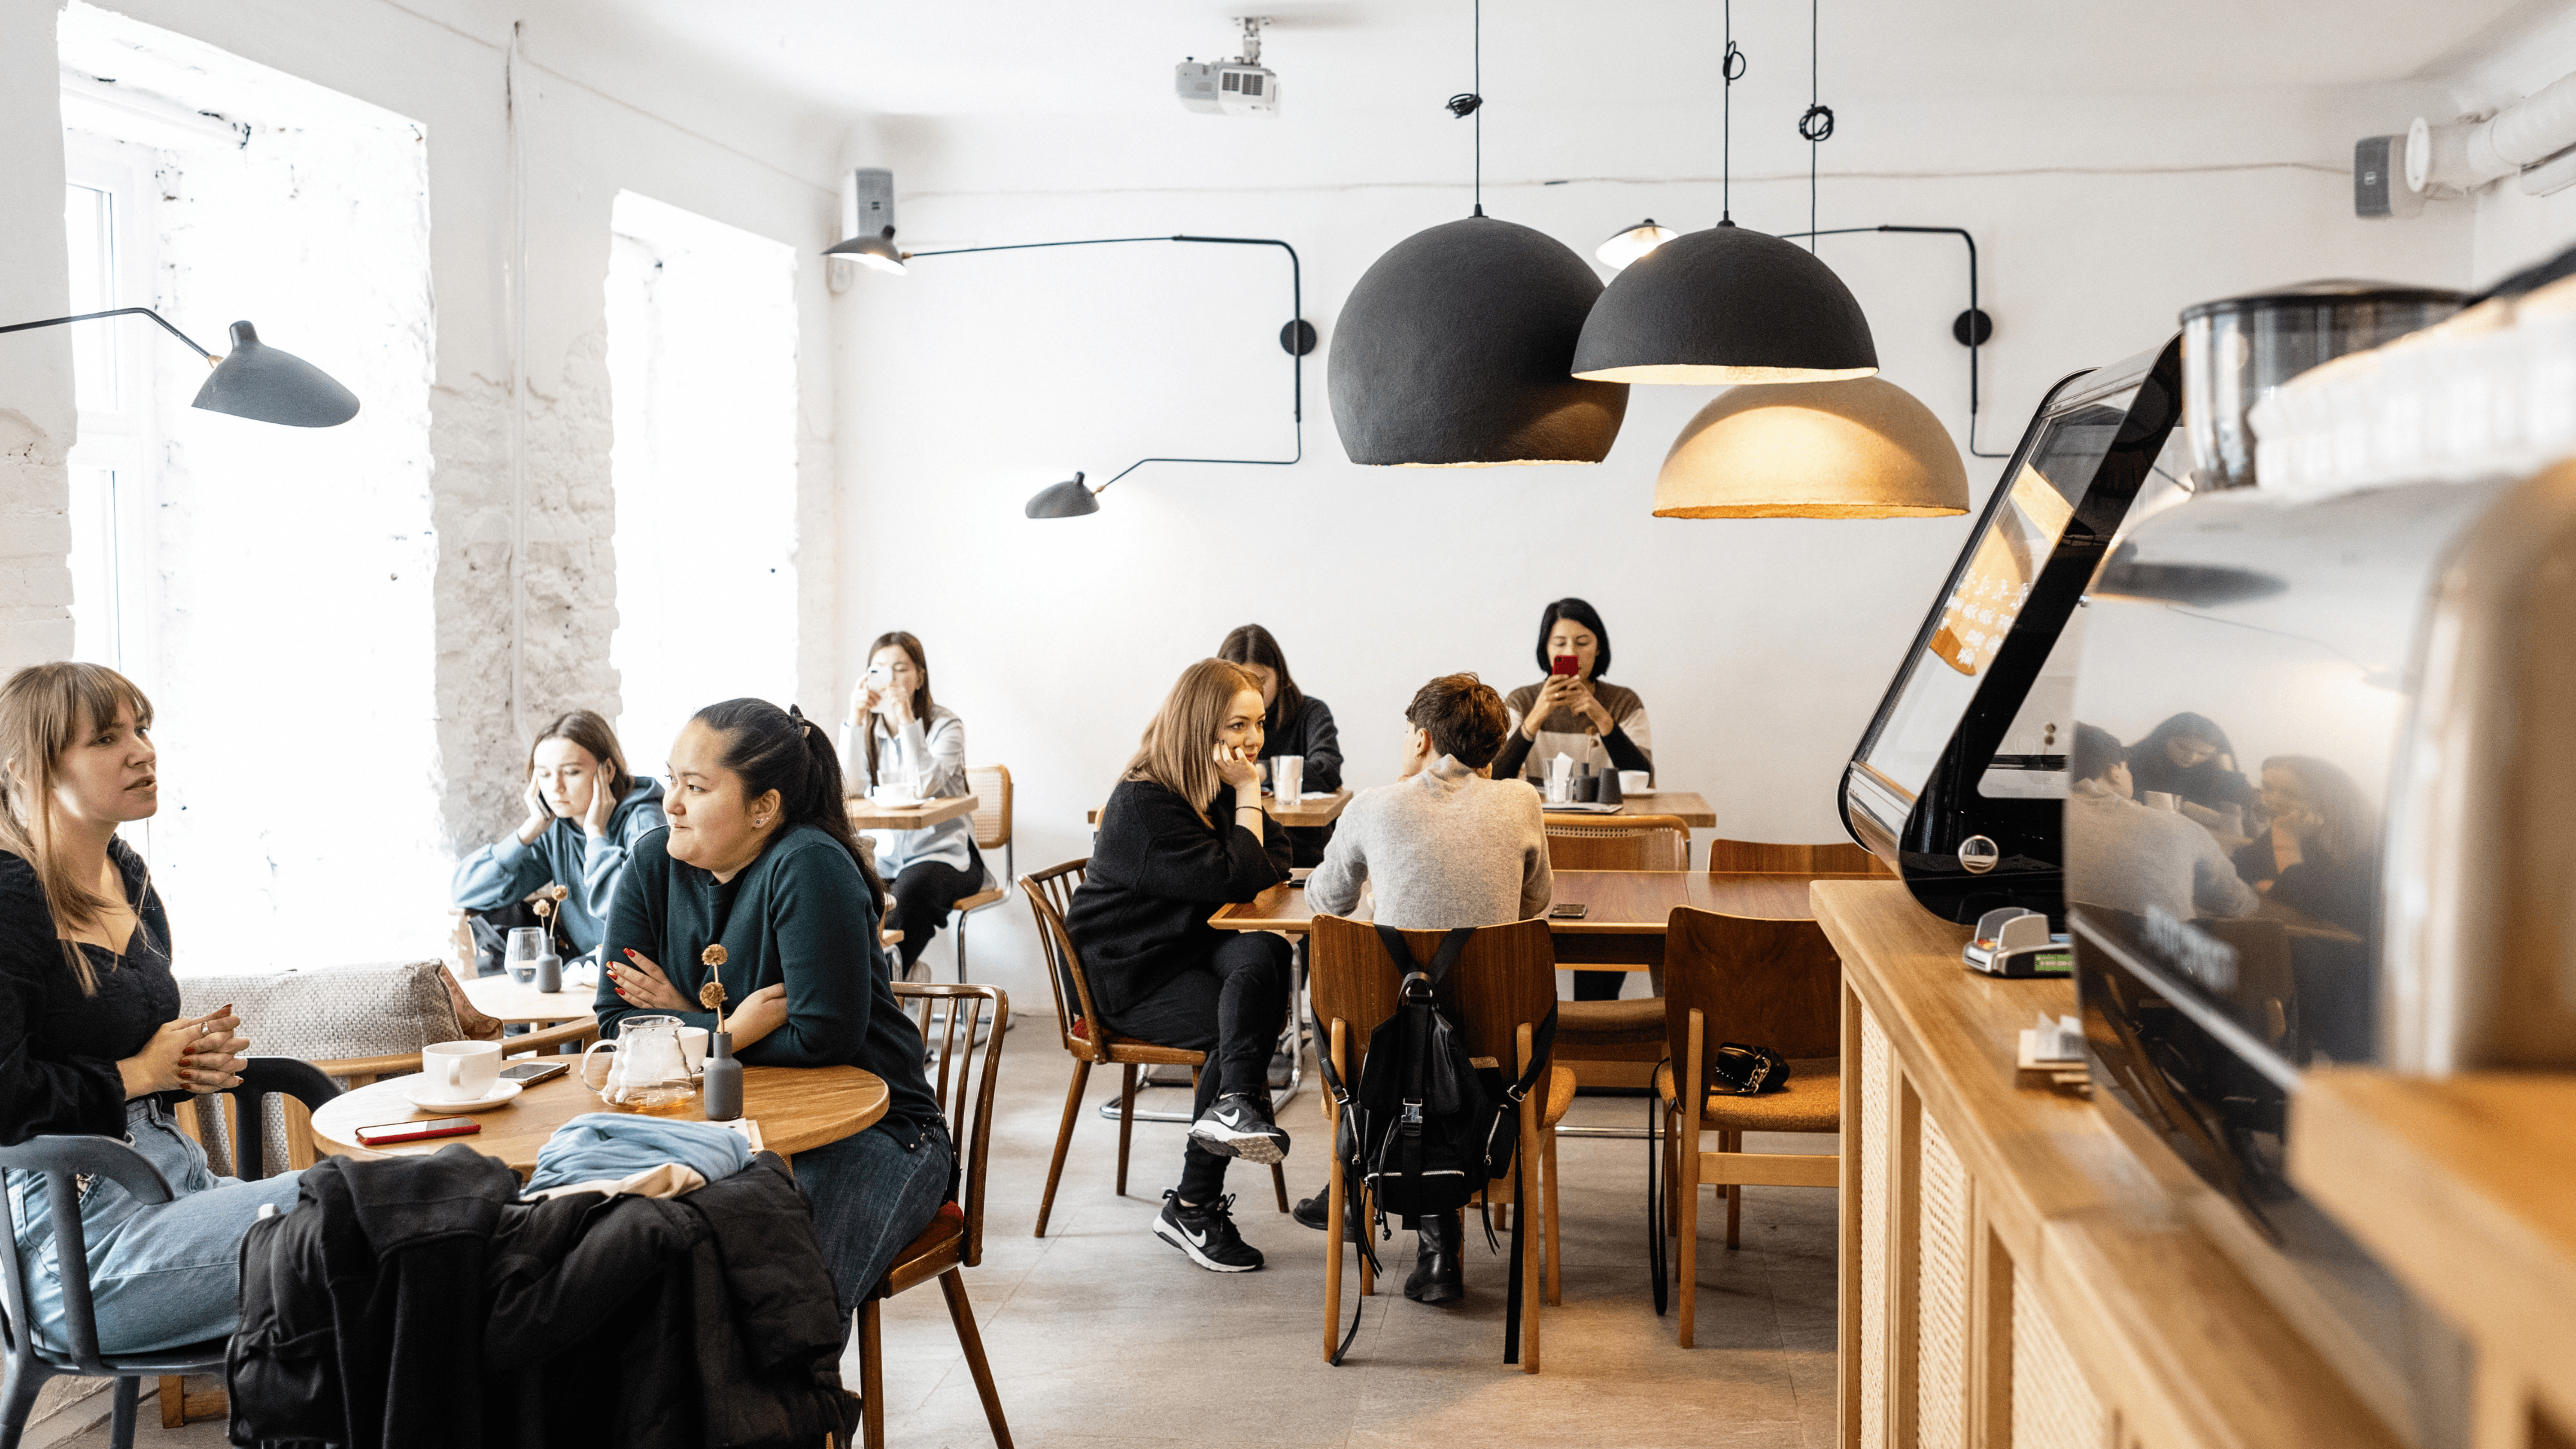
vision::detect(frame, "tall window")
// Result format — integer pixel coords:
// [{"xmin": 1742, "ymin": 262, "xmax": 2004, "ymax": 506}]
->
[
  {"xmin": 605, "ymin": 191, "xmax": 801, "ymax": 762},
  {"xmin": 58, "ymin": 2, "xmax": 441, "ymax": 970}
]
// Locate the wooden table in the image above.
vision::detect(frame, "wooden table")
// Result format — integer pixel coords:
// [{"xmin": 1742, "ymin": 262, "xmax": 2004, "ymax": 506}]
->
[
  {"xmin": 1211, "ymin": 869, "xmax": 1867, "ymax": 969},
  {"xmin": 1086, "ymin": 787, "xmax": 1354, "ymax": 828},
  {"xmin": 308, "ymin": 1064, "xmax": 887, "ymax": 1175},
  {"xmin": 460, "ymin": 972, "xmax": 598, "ymax": 1026},
  {"xmin": 1540, "ymin": 789, "xmax": 1713, "ymax": 829},
  {"xmin": 846, "ymin": 794, "xmax": 978, "ymax": 831}
]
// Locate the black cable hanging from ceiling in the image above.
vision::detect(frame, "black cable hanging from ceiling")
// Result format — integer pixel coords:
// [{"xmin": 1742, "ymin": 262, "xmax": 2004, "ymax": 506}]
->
[
  {"xmin": 1798, "ymin": 0, "xmax": 1833, "ymax": 251},
  {"xmin": 1445, "ymin": 0, "xmax": 1483, "ymax": 214}
]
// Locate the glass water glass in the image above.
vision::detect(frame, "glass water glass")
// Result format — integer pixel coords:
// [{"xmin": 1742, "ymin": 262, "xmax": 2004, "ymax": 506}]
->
[{"xmin": 505, "ymin": 927, "xmax": 547, "ymax": 985}]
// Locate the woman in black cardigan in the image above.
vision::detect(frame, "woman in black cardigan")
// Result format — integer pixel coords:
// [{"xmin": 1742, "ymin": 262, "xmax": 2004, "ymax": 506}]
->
[
  {"xmin": 1216, "ymin": 624, "xmax": 1342, "ymax": 867},
  {"xmin": 1067, "ymin": 659, "xmax": 1292, "ymax": 1274},
  {"xmin": 0, "ymin": 663, "xmax": 295, "ymax": 1355}
]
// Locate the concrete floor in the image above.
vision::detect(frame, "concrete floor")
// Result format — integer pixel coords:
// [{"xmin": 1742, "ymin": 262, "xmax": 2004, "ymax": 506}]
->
[{"xmin": 53, "ymin": 1027, "xmax": 1839, "ymax": 1449}]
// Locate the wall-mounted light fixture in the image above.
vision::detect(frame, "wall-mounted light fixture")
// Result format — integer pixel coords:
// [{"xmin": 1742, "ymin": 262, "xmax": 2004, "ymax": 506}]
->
[
  {"xmin": 832, "ymin": 221, "xmax": 1309, "ymax": 518},
  {"xmin": 0, "ymin": 309, "xmax": 360, "ymax": 426},
  {"xmin": 824, "ymin": 167, "xmax": 906, "ymax": 275}
]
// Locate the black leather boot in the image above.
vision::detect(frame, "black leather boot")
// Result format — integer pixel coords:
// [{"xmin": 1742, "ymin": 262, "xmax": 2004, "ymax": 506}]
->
[{"xmin": 1404, "ymin": 1210, "xmax": 1467, "ymax": 1305}]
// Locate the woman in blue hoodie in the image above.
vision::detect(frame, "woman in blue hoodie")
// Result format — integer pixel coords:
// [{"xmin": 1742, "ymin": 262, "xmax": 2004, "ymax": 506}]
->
[{"xmin": 453, "ymin": 710, "xmax": 667, "ymax": 963}]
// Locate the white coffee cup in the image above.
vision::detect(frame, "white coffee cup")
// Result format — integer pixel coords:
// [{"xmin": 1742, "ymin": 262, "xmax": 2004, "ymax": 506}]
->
[
  {"xmin": 675, "ymin": 1026, "xmax": 708, "ymax": 1076},
  {"xmin": 1273, "ymin": 754, "xmax": 1303, "ymax": 802},
  {"xmin": 423, "ymin": 1039, "xmax": 503, "ymax": 1102},
  {"xmin": 1619, "ymin": 770, "xmax": 1651, "ymax": 794}
]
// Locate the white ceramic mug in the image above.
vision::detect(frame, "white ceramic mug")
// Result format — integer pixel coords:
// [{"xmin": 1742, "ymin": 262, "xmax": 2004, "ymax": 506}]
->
[
  {"xmin": 675, "ymin": 1026, "xmax": 708, "ymax": 1076},
  {"xmin": 423, "ymin": 1039, "xmax": 503, "ymax": 1102},
  {"xmin": 1619, "ymin": 770, "xmax": 1651, "ymax": 794}
]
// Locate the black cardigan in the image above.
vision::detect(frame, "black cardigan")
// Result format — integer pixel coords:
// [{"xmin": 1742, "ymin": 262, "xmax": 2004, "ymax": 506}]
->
[
  {"xmin": 1067, "ymin": 777, "xmax": 1289, "ymax": 1021},
  {"xmin": 0, "ymin": 840, "xmax": 175, "ymax": 1145}
]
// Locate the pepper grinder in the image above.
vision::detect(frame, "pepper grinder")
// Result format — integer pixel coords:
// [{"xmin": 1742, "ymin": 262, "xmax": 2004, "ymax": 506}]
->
[{"xmin": 701, "ymin": 1032, "xmax": 743, "ymax": 1121}]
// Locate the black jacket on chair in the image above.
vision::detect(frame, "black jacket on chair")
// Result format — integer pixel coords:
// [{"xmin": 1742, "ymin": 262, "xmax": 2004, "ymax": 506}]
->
[{"xmin": 229, "ymin": 1146, "xmax": 856, "ymax": 1449}]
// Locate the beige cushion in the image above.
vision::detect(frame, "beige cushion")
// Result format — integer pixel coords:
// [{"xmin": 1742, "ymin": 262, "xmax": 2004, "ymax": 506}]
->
[
  {"xmin": 1557, "ymin": 996, "xmax": 1666, "ymax": 1048},
  {"xmin": 1656, "ymin": 1056, "xmax": 1841, "ymax": 1134},
  {"xmin": 178, "ymin": 960, "xmax": 465, "ymax": 1177}
]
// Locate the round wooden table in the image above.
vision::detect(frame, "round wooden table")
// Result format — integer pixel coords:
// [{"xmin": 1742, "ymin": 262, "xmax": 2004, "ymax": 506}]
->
[
  {"xmin": 308, "ymin": 1064, "xmax": 887, "ymax": 1175},
  {"xmin": 459, "ymin": 972, "xmax": 599, "ymax": 1026}
]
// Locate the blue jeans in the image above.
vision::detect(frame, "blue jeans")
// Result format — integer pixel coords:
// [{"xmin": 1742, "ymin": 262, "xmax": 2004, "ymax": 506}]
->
[
  {"xmin": 6, "ymin": 1098, "xmax": 303, "ymax": 1356},
  {"xmin": 792, "ymin": 1118, "xmax": 952, "ymax": 1320}
]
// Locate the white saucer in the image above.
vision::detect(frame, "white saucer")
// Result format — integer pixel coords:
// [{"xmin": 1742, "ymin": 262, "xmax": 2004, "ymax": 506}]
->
[{"xmin": 402, "ymin": 1078, "xmax": 523, "ymax": 1113}]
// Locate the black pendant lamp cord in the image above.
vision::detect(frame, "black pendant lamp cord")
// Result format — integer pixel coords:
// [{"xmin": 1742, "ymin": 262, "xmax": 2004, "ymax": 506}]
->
[
  {"xmin": 1797, "ymin": 0, "xmax": 1834, "ymax": 252},
  {"xmin": 1775, "ymin": 224, "xmax": 2011, "ymax": 459},
  {"xmin": 1719, "ymin": 0, "xmax": 1744, "ymax": 224},
  {"xmin": 903, "ymin": 234, "xmax": 1307, "ymax": 497},
  {"xmin": 1446, "ymin": 0, "xmax": 1484, "ymax": 216}
]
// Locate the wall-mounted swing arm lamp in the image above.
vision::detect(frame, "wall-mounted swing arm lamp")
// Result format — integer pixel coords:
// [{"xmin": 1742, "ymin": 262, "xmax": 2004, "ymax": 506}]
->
[
  {"xmin": 1774, "ymin": 224, "xmax": 2008, "ymax": 459},
  {"xmin": 841, "ymin": 233, "xmax": 1307, "ymax": 518},
  {"xmin": 0, "ymin": 308, "xmax": 361, "ymax": 427}
]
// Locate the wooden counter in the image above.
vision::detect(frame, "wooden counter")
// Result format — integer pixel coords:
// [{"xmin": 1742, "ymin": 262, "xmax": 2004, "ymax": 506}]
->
[
  {"xmin": 2290, "ymin": 1071, "xmax": 2576, "ymax": 1449},
  {"xmin": 1815, "ymin": 880, "xmax": 2403, "ymax": 1449}
]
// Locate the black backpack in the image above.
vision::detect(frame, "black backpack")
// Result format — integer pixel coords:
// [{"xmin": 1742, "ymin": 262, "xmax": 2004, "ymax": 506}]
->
[{"xmin": 1316, "ymin": 923, "xmax": 1557, "ymax": 1365}]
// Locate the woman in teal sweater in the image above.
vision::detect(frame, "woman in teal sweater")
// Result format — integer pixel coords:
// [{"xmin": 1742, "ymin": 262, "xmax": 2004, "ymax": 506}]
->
[{"xmin": 596, "ymin": 697, "xmax": 944, "ymax": 1320}]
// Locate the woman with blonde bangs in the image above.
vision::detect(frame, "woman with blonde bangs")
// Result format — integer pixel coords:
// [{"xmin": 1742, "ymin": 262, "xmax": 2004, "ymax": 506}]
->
[
  {"xmin": 0, "ymin": 662, "xmax": 303, "ymax": 1355},
  {"xmin": 1067, "ymin": 659, "xmax": 1293, "ymax": 1273}
]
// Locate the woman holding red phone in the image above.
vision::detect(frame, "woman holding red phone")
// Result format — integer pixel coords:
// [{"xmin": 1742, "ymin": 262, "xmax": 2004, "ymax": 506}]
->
[
  {"xmin": 0, "ymin": 663, "xmax": 304, "ymax": 1355},
  {"xmin": 1490, "ymin": 597, "xmax": 1654, "ymax": 790}
]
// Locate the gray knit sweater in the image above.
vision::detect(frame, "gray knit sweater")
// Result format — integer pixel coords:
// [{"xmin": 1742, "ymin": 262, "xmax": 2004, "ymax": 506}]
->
[
  {"xmin": 1306, "ymin": 756, "xmax": 1552, "ymax": 929},
  {"xmin": 2063, "ymin": 781, "xmax": 2259, "ymax": 922}
]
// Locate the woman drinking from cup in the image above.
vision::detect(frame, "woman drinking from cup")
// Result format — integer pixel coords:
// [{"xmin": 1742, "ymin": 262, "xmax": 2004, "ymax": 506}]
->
[
  {"xmin": 0, "ymin": 662, "xmax": 301, "ymax": 1354},
  {"xmin": 1491, "ymin": 597, "xmax": 1654, "ymax": 791},
  {"xmin": 453, "ymin": 709, "xmax": 666, "ymax": 966},
  {"xmin": 838, "ymin": 632, "xmax": 986, "ymax": 981},
  {"xmin": 1067, "ymin": 659, "xmax": 1293, "ymax": 1273},
  {"xmin": 597, "ymin": 698, "xmax": 946, "ymax": 1322},
  {"xmin": 1215, "ymin": 624, "xmax": 1343, "ymax": 868}
]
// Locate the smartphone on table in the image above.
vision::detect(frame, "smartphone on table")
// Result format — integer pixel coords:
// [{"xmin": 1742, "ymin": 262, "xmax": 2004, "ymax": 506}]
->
[
  {"xmin": 500, "ymin": 1060, "xmax": 569, "ymax": 1085},
  {"xmin": 1548, "ymin": 902, "xmax": 1589, "ymax": 919},
  {"xmin": 353, "ymin": 1118, "xmax": 481, "ymax": 1147}
]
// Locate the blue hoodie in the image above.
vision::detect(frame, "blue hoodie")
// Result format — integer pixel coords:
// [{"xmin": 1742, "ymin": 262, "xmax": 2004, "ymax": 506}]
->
[{"xmin": 452, "ymin": 778, "xmax": 667, "ymax": 956}]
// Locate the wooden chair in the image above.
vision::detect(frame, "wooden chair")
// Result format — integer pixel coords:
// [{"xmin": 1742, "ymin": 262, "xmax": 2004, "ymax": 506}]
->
[
  {"xmin": 1657, "ymin": 906, "xmax": 1844, "ymax": 1347},
  {"xmin": 1021, "ymin": 860, "xmax": 1288, "ymax": 1237},
  {"xmin": 1544, "ymin": 814, "xmax": 1690, "ymax": 871},
  {"xmin": 944, "ymin": 765, "xmax": 1015, "ymax": 982},
  {"xmin": 1308, "ymin": 915, "xmax": 1575, "ymax": 1372},
  {"xmin": 1704, "ymin": 838, "xmax": 1890, "ymax": 876},
  {"xmin": 857, "ymin": 983, "xmax": 1013, "ymax": 1449}
]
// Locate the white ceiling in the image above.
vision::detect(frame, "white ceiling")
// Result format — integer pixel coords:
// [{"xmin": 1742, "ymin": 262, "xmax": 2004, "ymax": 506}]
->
[{"xmin": 580, "ymin": 0, "xmax": 2551, "ymax": 122}]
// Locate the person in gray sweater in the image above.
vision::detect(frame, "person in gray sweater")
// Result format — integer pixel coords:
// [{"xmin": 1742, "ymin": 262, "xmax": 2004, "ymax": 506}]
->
[
  {"xmin": 1300, "ymin": 672, "xmax": 1549, "ymax": 1305},
  {"xmin": 2063, "ymin": 723, "xmax": 2258, "ymax": 923}
]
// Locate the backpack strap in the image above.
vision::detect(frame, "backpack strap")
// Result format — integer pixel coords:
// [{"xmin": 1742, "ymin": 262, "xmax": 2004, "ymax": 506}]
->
[{"xmin": 1372, "ymin": 923, "xmax": 1476, "ymax": 986}]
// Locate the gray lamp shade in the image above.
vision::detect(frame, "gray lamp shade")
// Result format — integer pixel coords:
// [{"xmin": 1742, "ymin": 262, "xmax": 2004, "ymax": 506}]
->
[
  {"xmin": 826, "ymin": 228, "xmax": 907, "ymax": 275},
  {"xmin": 191, "ymin": 321, "xmax": 360, "ymax": 427},
  {"xmin": 1024, "ymin": 472, "xmax": 1099, "ymax": 518},
  {"xmin": 1329, "ymin": 216, "xmax": 1628, "ymax": 466},
  {"xmin": 1572, "ymin": 222, "xmax": 1878, "ymax": 384}
]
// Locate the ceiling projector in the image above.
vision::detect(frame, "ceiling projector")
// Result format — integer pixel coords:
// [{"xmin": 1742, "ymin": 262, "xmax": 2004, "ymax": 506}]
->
[{"xmin": 1176, "ymin": 16, "xmax": 1277, "ymax": 118}]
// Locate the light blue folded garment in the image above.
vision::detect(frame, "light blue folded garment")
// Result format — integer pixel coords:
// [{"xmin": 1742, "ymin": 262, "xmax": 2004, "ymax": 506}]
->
[{"xmin": 524, "ymin": 1113, "xmax": 751, "ymax": 1195}]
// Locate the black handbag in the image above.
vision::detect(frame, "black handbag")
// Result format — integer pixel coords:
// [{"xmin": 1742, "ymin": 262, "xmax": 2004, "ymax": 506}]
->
[{"xmin": 1707, "ymin": 1042, "xmax": 1791, "ymax": 1095}]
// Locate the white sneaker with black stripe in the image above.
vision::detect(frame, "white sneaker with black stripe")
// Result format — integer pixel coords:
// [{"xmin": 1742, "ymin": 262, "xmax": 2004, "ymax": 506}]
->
[
  {"xmin": 1187, "ymin": 1092, "xmax": 1290, "ymax": 1164},
  {"xmin": 1154, "ymin": 1191, "xmax": 1264, "ymax": 1273}
]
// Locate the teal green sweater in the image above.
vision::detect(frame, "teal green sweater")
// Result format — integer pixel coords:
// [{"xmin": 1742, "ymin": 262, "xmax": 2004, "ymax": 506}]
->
[{"xmin": 600, "ymin": 823, "xmax": 938, "ymax": 1144}]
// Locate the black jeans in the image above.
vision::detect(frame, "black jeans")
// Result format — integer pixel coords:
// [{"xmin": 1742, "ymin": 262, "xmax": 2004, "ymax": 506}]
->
[
  {"xmin": 883, "ymin": 860, "xmax": 985, "ymax": 973},
  {"xmin": 1572, "ymin": 969, "xmax": 1632, "ymax": 1002},
  {"xmin": 1103, "ymin": 931, "xmax": 1293, "ymax": 1203}
]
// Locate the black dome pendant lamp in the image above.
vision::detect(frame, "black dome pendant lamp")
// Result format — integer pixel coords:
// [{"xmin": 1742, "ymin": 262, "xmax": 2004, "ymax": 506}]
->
[
  {"xmin": 1327, "ymin": 0, "xmax": 1627, "ymax": 466},
  {"xmin": 1571, "ymin": 0, "xmax": 1877, "ymax": 385}
]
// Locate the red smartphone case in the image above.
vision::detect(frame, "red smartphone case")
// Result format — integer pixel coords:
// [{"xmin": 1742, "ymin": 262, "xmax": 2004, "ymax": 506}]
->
[{"xmin": 1550, "ymin": 654, "xmax": 1580, "ymax": 675}]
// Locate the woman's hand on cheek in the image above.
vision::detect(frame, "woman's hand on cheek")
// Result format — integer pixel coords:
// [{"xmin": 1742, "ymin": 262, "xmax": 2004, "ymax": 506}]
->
[
  {"xmin": 608, "ymin": 949, "xmax": 693, "ymax": 1011},
  {"xmin": 728, "ymin": 983, "xmax": 790, "ymax": 1048},
  {"xmin": 1213, "ymin": 744, "xmax": 1261, "ymax": 793}
]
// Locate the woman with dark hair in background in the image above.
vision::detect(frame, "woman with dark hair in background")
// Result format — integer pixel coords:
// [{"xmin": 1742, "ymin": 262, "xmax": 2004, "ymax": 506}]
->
[
  {"xmin": 1490, "ymin": 596, "xmax": 1653, "ymax": 790},
  {"xmin": 2125, "ymin": 713, "xmax": 2256, "ymax": 840},
  {"xmin": 840, "ymin": 631, "xmax": 985, "ymax": 980},
  {"xmin": 1492, "ymin": 598, "xmax": 1653, "ymax": 1003},
  {"xmin": 2232, "ymin": 755, "xmax": 2377, "ymax": 935},
  {"xmin": 598, "ymin": 697, "xmax": 946, "ymax": 1323},
  {"xmin": 453, "ymin": 708, "xmax": 666, "ymax": 965},
  {"xmin": 1215, "ymin": 624, "xmax": 1343, "ymax": 867},
  {"xmin": 1068, "ymin": 659, "xmax": 1293, "ymax": 1274}
]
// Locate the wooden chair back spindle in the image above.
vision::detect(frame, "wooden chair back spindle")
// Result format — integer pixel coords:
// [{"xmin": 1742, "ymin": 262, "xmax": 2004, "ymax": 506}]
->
[{"xmin": 892, "ymin": 981, "xmax": 1008, "ymax": 1268}]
